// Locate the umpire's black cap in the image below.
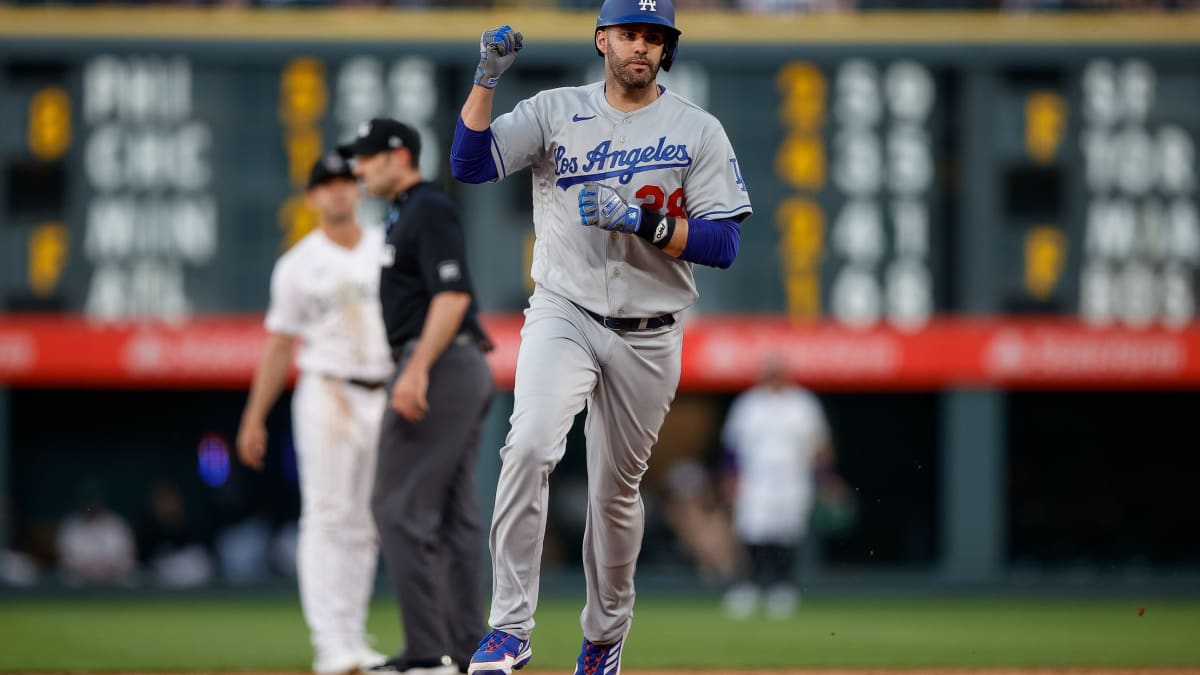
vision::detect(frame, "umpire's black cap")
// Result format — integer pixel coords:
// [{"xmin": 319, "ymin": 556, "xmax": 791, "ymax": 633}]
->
[
  {"xmin": 337, "ymin": 118, "xmax": 421, "ymax": 159},
  {"xmin": 306, "ymin": 152, "xmax": 356, "ymax": 190}
]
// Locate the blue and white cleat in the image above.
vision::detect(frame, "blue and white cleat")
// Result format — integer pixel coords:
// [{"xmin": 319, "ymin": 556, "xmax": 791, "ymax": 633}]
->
[
  {"xmin": 572, "ymin": 633, "xmax": 625, "ymax": 675},
  {"xmin": 467, "ymin": 629, "xmax": 532, "ymax": 675}
]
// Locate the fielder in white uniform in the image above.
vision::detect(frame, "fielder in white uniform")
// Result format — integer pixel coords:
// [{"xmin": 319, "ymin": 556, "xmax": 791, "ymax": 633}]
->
[
  {"xmin": 237, "ymin": 153, "xmax": 393, "ymax": 675},
  {"xmin": 720, "ymin": 359, "xmax": 834, "ymax": 620},
  {"xmin": 450, "ymin": 1, "xmax": 752, "ymax": 672}
]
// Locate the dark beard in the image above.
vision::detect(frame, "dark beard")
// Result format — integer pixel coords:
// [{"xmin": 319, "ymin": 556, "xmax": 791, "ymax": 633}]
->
[{"xmin": 607, "ymin": 50, "xmax": 658, "ymax": 90}]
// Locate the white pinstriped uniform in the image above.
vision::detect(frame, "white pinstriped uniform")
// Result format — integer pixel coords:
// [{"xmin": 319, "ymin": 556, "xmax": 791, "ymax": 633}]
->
[
  {"xmin": 722, "ymin": 385, "xmax": 829, "ymax": 544},
  {"xmin": 265, "ymin": 226, "xmax": 392, "ymax": 666}
]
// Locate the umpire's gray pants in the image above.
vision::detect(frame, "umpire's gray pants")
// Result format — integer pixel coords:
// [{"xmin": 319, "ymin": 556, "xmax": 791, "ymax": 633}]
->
[
  {"xmin": 372, "ymin": 340, "xmax": 494, "ymax": 665},
  {"xmin": 487, "ymin": 288, "xmax": 683, "ymax": 644}
]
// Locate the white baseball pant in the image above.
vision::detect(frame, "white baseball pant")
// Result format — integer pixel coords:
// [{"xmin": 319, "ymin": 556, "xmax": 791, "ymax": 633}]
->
[{"xmin": 292, "ymin": 372, "xmax": 387, "ymax": 660}]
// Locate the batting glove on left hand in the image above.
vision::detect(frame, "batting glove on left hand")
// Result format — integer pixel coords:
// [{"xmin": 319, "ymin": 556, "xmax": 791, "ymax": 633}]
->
[
  {"xmin": 475, "ymin": 25, "xmax": 523, "ymax": 89},
  {"xmin": 579, "ymin": 182, "xmax": 642, "ymax": 234}
]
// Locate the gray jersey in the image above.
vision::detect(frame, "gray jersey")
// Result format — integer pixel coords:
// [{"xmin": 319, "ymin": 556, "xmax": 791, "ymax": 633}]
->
[{"xmin": 489, "ymin": 82, "xmax": 753, "ymax": 317}]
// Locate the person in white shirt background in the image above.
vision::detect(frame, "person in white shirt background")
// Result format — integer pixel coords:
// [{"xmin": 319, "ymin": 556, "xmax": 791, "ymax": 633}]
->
[
  {"xmin": 237, "ymin": 152, "xmax": 394, "ymax": 675},
  {"xmin": 720, "ymin": 356, "xmax": 836, "ymax": 620},
  {"xmin": 56, "ymin": 480, "xmax": 137, "ymax": 587}
]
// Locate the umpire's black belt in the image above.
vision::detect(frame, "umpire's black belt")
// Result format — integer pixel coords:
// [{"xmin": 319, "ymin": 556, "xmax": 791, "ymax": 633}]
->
[
  {"xmin": 392, "ymin": 332, "xmax": 477, "ymax": 362},
  {"xmin": 572, "ymin": 301, "xmax": 676, "ymax": 332}
]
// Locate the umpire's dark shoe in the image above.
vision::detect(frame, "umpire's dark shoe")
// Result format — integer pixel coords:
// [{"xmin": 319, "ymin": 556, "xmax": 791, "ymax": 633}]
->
[{"xmin": 370, "ymin": 655, "xmax": 457, "ymax": 675}]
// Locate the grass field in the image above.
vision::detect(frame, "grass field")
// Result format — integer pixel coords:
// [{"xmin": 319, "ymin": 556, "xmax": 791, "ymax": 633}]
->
[{"xmin": 2, "ymin": 593, "xmax": 1198, "ymax": 672}]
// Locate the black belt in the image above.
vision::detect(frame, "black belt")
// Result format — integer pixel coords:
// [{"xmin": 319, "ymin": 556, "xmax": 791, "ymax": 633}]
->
[
  {"xmin": 322, "ymin": 374, "xmax": 388, "ymax": 391},
  {"xmin": 572, "ymin": 301, "xmax": 676, "ymax": 331},
  {"xmin": 392, "ymin": 332, "xmax": 477, "ymax": 362}
]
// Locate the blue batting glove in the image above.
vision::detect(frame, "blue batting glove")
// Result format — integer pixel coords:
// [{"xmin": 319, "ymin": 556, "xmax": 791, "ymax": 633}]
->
[
  {"xmin": 579, "ymin": 182, "xmax": 641, "ymax": 234},
  {"xmin": 475, "ymin": 25, "xmax": 523, "ymax": 89}
]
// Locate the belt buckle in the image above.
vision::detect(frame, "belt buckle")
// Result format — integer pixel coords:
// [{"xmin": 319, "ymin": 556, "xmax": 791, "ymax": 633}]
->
[{"xmin": 603, "ymin": 316, "xmax": 623, "ymax": 330}]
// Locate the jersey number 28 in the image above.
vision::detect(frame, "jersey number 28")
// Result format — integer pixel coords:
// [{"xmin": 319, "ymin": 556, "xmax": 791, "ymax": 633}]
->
[{"xmin": 636, "ymin": 185, "xmax": 687, "ymax": 218}]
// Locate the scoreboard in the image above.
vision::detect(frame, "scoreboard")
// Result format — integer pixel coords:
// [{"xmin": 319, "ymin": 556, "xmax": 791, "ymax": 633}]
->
[
  {"xmin": 763, "ymin": 49, "xmax": 1200, "ymax": 330},
  {"xmin": 771, "ymin": 57, "xmax": 949, "ymax": 328},
  {"xmin": 0, "ymin": 43, "xmax": 514, "ymax": 319},
  {"xmin": 1, "ymin": 8, "xmax": 1199, "ymax": 389}
]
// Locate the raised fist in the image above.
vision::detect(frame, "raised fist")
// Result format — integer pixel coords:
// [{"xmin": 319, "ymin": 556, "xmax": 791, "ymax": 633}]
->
[{"xmin": 475, "ymin": 25, "xmax": 523, "ymax": 89}]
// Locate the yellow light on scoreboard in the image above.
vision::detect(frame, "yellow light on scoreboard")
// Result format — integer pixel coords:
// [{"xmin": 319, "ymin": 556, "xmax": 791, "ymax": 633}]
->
[
  {"xmin": 778, "ymin": 61, "xmax": 826, "ymax": 132},
  {"xmin": 277, "ymin": 194, "xmax": 318, "ymax": 252},
  {"xmin": 786, "ymin": 275, "xmax": 821, "ymax": 323},
  {"xmin": 776, "ymin": 133, "xmax": 826, "ymax": 191},
  {"xmin": 278, "ymin": 56, "xmax": 328, "ymax": 251},
  {"xmin": 776, "ymin": 197, "xmax": 826, "ymax": 320},
  {"xmin": 29, "ymin": 222, "xmax": 68, "ymax": 296},
  {"xmin": 279, "ymin": 57, "xmax": 327, "ymax": 127},
  {"xmin": 285, "ymin": 127, "xmax": 323, "ymax": 191},
  {"xmin": 1025, "ymin": 91, "xmax": 1067, "ymax": 166},
  {"xmin": 778, "ymin": 198, "xmax": 826, "ymax": 261},
  {"xmin": 1025, "ymin": 225, "xmax": 1066, "ymax": 300},
  {"xmin": 28, "ymin": 86, "xmax": 71, "ymax": 161}
]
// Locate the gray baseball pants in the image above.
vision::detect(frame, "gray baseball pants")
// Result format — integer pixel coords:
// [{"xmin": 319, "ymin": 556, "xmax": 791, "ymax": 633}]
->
[
  {"xmin": 373, "ymin": 340, "xmax": 495, "ymax": 665},
  {"xmin": 487, "ymin": 288, "xmax": 683, "ymax": 644}
]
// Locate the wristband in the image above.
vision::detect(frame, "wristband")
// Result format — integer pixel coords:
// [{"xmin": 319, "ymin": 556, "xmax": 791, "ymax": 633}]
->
[{"xmin": 633, "ymin": 208, "xmax": 675, "ymax": 249}]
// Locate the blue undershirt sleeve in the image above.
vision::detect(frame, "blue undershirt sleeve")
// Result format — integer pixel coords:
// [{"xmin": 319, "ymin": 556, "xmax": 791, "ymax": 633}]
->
[
  {"xmin": 450, "ymin": 116, "xmax": 499, "ymax": 184},
  {"xmin": 679, "ymin": 216, "xmax": 742, "ymax": 269}
]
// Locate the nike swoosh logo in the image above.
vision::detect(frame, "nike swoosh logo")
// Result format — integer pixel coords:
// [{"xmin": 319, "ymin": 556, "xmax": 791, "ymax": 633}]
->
[{"xmin": 572, "ymin": 114, "xmax": 596, "ymax": 122}]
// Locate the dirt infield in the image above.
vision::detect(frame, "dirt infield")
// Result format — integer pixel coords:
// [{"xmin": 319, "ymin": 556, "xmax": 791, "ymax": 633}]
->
[
  {"xmin": 134, "ymin": 669, "xmax": 1200, "ymax": 675},
  {"xmin": 159, "ymin": 662, "xmax": 1200, "ymax": 667},
  {"xmin": 609, "ymin": 667, "xmax": 1200, "ymax": 672},
  {"xmin": 509, "ymin": 670, "xmax": 1200, "ymax": 675},
  {"xmin": 32, "ymin": 664, "xmax": 1200, "ymax": 674}
]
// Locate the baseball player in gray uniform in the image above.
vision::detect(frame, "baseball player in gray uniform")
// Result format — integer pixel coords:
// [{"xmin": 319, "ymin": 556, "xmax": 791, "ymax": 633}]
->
[{"xmin": 449, "ymin": 1, "xmax": 752, "ymax": 672}]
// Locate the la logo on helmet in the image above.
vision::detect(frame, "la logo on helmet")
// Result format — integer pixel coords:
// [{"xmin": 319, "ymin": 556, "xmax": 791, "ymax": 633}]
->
[{"xmin": 639, "ymin": 0, "xmax": 656, "ymax": 10}]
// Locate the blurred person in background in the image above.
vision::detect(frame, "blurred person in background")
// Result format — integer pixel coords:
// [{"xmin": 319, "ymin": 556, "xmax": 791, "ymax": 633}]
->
[
  {"xmin": 342, "ymin": 117, "xmax": 494, "ymax": 675},
  {"xmin": 1, "ymin": 498, "xmax": 39, "ymax": 587},
  {"xmin": 662, "ymin": 458, "xmax": 740, "ymax": 584},
  {"xmin": 719, "ymin": 357, "xmax": 835, "ymax": 620},
  {"xmin": 237, "ymin": 152, "xmax": 393, "ymax": 675},
  {"xmin": 55, "ymin": 480, "xmax": 137, "ymax": 587},
  {"xmin": 137, "ymin": 479, "xmax": 215, "ymax": 588},
  {"xmin": 0, "ymin": 547, "xmax": 38, "ymax": 587}
]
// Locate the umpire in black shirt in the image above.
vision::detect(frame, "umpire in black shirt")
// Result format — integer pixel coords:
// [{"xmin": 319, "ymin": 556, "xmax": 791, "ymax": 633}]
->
[{"xmin": 340, "ymin": 118, "xmax": 494, "ymax": 674}]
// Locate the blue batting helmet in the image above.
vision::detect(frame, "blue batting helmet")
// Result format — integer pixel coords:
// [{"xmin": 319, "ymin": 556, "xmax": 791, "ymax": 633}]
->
[{"xmin": 594, "ymin": 0, "xmax": 681, "ymax": 71}]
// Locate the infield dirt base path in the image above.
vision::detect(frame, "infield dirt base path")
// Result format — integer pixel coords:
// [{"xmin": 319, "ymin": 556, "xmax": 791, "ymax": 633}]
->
[
  {"xmin": 182, "ymin": 662, "xmax": 1200, "ymax": 667},
  {"xmin": 513, "ymin": 670, "xmax": 1200, "ymax": 674},
  {"xmin": 513, "ymin": 662, "xmax": 1200, "ymax": 667}
]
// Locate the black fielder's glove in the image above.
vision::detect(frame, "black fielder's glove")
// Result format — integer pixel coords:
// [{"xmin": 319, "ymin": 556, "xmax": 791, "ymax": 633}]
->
[{"xmin": 475, "ymin": 25, "xmax": 523, "ymax": 89}]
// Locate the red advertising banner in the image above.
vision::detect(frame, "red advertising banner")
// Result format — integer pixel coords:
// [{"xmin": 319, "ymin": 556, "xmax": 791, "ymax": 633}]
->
[
  {"xmin": 1, "ymin": 313, "xmax": 1199, "ymax": 391},
  {"xmin": 680, "ymin": 316, "xmax": 1200, "ymax": 390}
]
